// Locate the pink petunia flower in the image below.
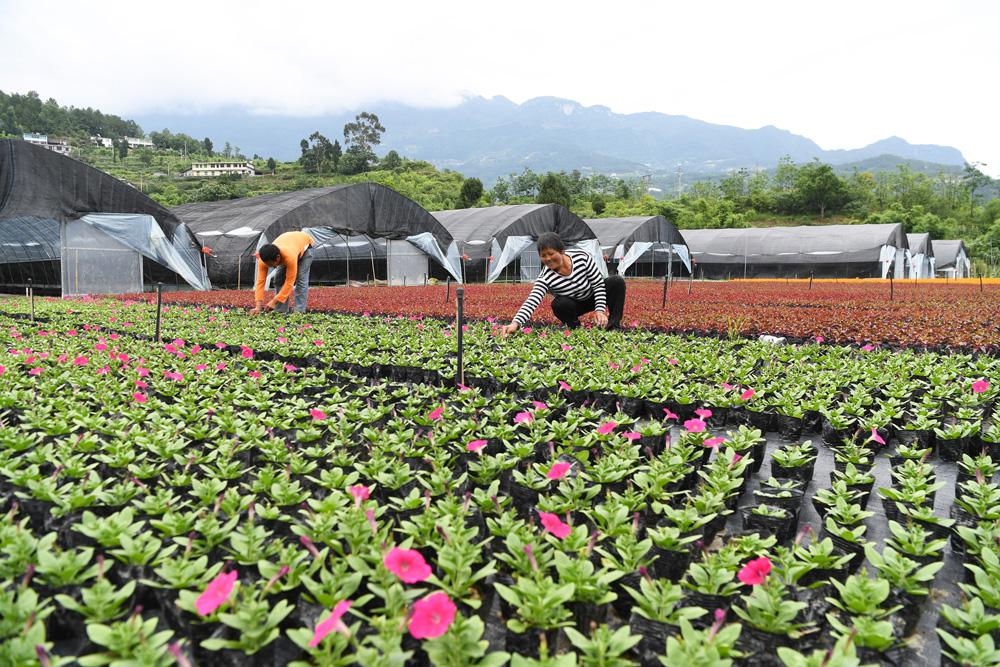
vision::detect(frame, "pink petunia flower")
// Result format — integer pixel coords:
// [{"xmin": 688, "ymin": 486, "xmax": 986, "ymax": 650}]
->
[
  {"xmin": 383, "ymin": 547, "xmax": 432, "ymax": 584},
  {"xmin": 195, "ymin": 364, "xmax": 208, "ymax": 372},
  {"xmin": 738, "ymin": 557, "xmax": 772, "ymax": 586},
  {"xmin": 861, "ymin": 344, "xmax": 875, "ymax": 352},
  {"xmin": 972, "ymin": 379, "xmax": 990, "ymax": 394},
  {"xmin": 514, "ymin": 411, "xmax": 533, "ymax": 425},
  {"xmin": 94, "ymin": 343, "xmax": 107, "ymax": 352},
  {"xmin": 623, "ymin": 431, "xmax": 641, "ymax": 441},
  {"xmin": 668, "ymin": 358, "xmax": 678, "ymax": 365},
  {"xmin": 561, "ymin": 344, "xmax": 573, "ymax": 351},
  {"xmin": 195, "ymin": 570, "xmax": 238, "ymax": 616},
  {"xmin": 215, "ymin": 362, "xmax": 227, "ymax": 371},
  {"xmin": 248, "ymin": 370, "xmax": 261, "ymax": 379},
  {"xmin": 695, "ymin": 408, "xmax": 713, "ymax": 419},
  {"xmin": 135, "ymin": 380, "xmax": 148, "ymax": 389},
  {"xmin": 28, "ymin": 367, "xmax": 43, "ymax": 376},
  {"xmin": 427, "ymin": 405, "xmax": 444, "ymax": 421},
  {"xmin": 241, "ymin": 346, "xmax": 254, "ymax": 359},
  {"xmin": 597, "ymin": 421, "xmax": 617, "ymax": 435},
  {"xmin": 740, "ymin": 389, "xmax": 756, "ymax": 401},
  {"xmin": 630, "ymin": 365, "xmax": 642, "ymax": 373},
  {"xmin": 558, "ymin": 380, "xmax": 572, "ymax": 392},
  {"xmin": 522, "ymin": 327, "xmax": 532, "ymax": 334},
  {"xmin": 466, "ymin": 439, "xmax": 487, "ymax": 453},
  {"xmin": 532, "ymin": 401, "xmax": 548, "ymax": 411},
  {"xmin": 869, "ymin": 427, "xmax": 886, "ymax": 446},
  {"xmin": 310, "ymin": 409, "xmax": 327, "ymax": 421},
  {"xmin": 133, "ymin": 393, "xmax": 148, "ymax": 404},
  {"xmin": 703, "ymin": 436, "xmax": 725, "ymax": 448},
  {"xmin": 815, "ymin": 336, "xmax": 825, "ymax": 343},
  {"xmin": 73, "ymin": 356, "xmax": 88, "ymax": 366},
  {"xmin": 538, "ymin": 511, "xmax": 572, "ymax": 539},
  {"xmin": 308, "ymin": 600, "xmax": 352, "ymax": 646},
  {"xmin": 684, "ymin": 418, "xmax": 707, "ymax": 433},
  {"xmin": 721, "ymin": 382, "xmax": 734, "ymax": 391},
  {"xmin": 136, "ymin": 367, "xmax": 150, "ymax": 377},
  {"xmin": 348, "ymin": 485, "xmax": 370, "ymax": 508},
  {"xmin": 284, "ymin": 363, "xmax": 298, "ymax": 372},
  {"xmin": 164, "ymin": 371, "xmax": 184, "ymax": 381},
  {"xmin": 663, "ymin": 408, "xmax": 679, "ymax": 421},
  {"xmin": 547, "ymin": 462, "xmax": 572, "ymax": 480},
  {"xmin": 609, "ymin": 362, "xmax": 620, "ymax": 370},
  {"xmin": 408, "ymin": 592, "xmax": 456, "ymax": 640}
]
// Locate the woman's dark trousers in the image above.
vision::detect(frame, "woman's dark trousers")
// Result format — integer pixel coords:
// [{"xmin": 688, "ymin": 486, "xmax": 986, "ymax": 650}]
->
[{"xmin": 551, "ymin": 275, "xmax": 626, "ymax": 329}]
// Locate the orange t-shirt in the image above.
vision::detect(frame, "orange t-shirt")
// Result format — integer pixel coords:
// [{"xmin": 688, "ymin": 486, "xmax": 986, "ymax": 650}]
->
[{"xmin": 254, "ymin": 231, "xmax": 315, "ymax": 306}]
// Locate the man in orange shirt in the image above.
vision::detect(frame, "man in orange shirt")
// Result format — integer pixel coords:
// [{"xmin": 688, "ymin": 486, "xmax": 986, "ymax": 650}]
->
[{"xmin": 251, "ymin": 231, "xmax": 316, "ymax": 314}]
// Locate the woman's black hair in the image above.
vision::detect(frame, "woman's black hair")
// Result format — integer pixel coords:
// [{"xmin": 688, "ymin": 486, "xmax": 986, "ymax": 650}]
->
[
  {"xmin": 259, "ymin": 244, "xmax": 280, "ymax": 262},
  {"xmin": 536, "ymin": 232, "xmax": 565, "ymax": 253}
]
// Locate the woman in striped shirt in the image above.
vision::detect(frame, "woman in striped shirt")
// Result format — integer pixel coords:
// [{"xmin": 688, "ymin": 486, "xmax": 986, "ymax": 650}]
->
[{"xmin": 500, "ymin": 232, "xmax": 626, "ymax": 336}]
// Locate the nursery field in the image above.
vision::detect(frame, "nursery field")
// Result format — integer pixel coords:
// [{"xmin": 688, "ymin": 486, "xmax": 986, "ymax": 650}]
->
[
  {"xmin": 0, "ymin": 295, "xmax": 999, "ymax": 666},
  {"xmin": 146, "ymin": 280, "xmax": 1000, "ymax": 352}
]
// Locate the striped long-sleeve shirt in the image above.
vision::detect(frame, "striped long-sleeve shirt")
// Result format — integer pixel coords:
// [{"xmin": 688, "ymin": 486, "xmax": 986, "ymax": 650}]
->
[{"xmin": 512, "ymin": 249, "xmax": 606, "ymax": 326}]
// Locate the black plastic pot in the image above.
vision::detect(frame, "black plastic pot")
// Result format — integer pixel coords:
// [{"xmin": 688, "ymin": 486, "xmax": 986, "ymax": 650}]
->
[
  {"xmin": 938, "ymin": 436, "xmax": 969, "ymax": 462},
  {"xmin": 504, "ymin": 627, "xmax": 560, "ymax": 660},
  {"xmin": 777, "ymin": 415, "xmax": 803, "ymax": 442},
  {"xmin": 630, "ymin": 614, "xmax": 673, "ymax": 667},
  {"xmin": 650, "ymin": 545, "xmax": 691, "ymax": 581},
  {"xmin": 771, "ymin": 458, "xmax": 816, "ymax": 484},
  {"xmin": 741, "ymin": 505, "xmax": 795, "ymax": 543},
  {"xmin": 570, "ymin": 600, "xmax": 607, "ymax": 633}
]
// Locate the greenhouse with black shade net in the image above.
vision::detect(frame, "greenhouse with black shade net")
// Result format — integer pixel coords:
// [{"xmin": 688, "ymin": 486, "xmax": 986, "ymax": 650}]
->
[{"xmin": 0, "ymin": 139, "xmax": 210, "ymax": 295}]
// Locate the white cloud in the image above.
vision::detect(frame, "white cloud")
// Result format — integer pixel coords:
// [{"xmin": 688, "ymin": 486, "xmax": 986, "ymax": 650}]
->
[{"xmin": 2, "ymin": 0, "xmax": 997, "ymax": 175}]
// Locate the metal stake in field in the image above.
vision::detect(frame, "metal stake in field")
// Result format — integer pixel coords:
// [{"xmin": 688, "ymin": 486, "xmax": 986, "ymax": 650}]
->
[
  {"xmin": 28, "ymin": 279, "xmax": 34, "ymax": 322},
  {"xmin": 445, "ymin": 276, "xmax": 451, "ymax": 303},
  {"xmin": 154, "ymin": 283, "xmax": 163, "ymax": 343},
  {"xmin": 455, "ymin": 287, "xmax": 465, "ymax": 387},
  {"xmin": 661, "ymin": 271, "xmax": 668, "ymax": 307},
  {"xmin": 889, "ymin": 276, "xmax": 894, "ymax": 302}
]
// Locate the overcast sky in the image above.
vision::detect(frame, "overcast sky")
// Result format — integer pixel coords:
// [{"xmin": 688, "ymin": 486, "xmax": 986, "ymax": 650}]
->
[{"xmin": 2, "ymin": 0, "xmax": 997, "ymax": 175}]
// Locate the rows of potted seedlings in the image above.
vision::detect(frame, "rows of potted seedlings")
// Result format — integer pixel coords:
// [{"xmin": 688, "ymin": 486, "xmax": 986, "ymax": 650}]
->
[{"xmin": 0, "ymin": 297, "xmax": 997, "ymax": 666}]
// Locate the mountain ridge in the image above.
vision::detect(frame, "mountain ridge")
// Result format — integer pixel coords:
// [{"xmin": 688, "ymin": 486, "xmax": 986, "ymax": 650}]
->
[{"xmin": 132, "ymin": 95, "xmax": 966, "ymax": 182}]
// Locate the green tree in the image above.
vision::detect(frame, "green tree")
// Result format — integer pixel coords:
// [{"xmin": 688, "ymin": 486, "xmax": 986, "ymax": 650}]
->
[
  {"xmin": 536, "ymin": 173, "xmax": 572, "ymax": 208},
  {"xmin": 331, "ymin": 140, "xmax": 342, "ymax": 173},
  {"xmin": 962, "ymin": 162, "xmax": 991, "ymax": 215},
  {"xmin": 511, "ymin": 168, "xmax": 540, "ymax": 198},
  {"xmin": 202, "ymin": 137, "xmax": 213, "ymax": 155},
  {"xmin": 794, "ymin": 160, "xmax": 847, "ymax": 218},
  {"xmin": 298, "ymin": 132, "xmax": 334, "ymax": 174},
  {"xmin": 266, "ymin": 157, "xmax": 276, "ymax": 174},
  {"xmin": 342, "ymin": 112, "xmax": 385, "ymax": 173},
  {"xmin": 458, "ymin": 177, "xmax": 483, "ymax": 208},
  {"xmin": 590, "ymin": 194, "xmax": 606, "ymax": 215},
  {"xmin": 118, "ymin": 138, "xmax": 129, "ymax": 160},
  {"xmin": 490, "ymin": 178, "xmax": 511, "ymax": 204},
  {"xmin": 381, "ymin": 150, "xmax": 402, "ymax": 171}
]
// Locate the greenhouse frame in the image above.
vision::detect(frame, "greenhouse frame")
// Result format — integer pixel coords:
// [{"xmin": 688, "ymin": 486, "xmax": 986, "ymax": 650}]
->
[
  {"xmin": 172, "ymin": 183, "xmax": 464, "ymax": 287},
  {"xmin": 680, "ymin": 223, "xmax": 910, "ymax": 279},
  {"xmin": 0, "ymin": 139, "xmax": 210, "ymax": 295},
  {"xmin": 431, "ymin": 204, "xmax": 603, "ymax": 282},
  {"xmin": 584, "ymin": 215, "xmax": 691, "ymax": 278},
  {"xmin": 932, "ymin": 239, "xmax": 971, "ymax": 278}
]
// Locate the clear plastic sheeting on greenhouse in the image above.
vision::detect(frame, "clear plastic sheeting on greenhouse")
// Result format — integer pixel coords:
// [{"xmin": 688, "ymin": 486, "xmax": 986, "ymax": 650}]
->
[
  {"xmin": 585, "ymin": 216, "xmax": 690, "ymax": 276},
  {"xmin": 65, "ymin": 214, "xmax": 209, "ymax": 292},
  {"xmin": 0, "ymin": 139, "xmax": 208, "ymax": 292},
  {"xmin": 932, "ymin": 240, "xmax": 971, "ymax": 278},
  {"xmin": 173, "ymin": 183, "xmax": 463, "ymax": 286},
  {"xmin": 432, "ymin": 204, "xmax": 600, "ymax": 282},
  {"xmin": 905, "ymin": 233, "xmax": 935, "ymax": 279},
  {"xmin": 680, "ymin": 223, "xmax": 910, "ymax": 279}
]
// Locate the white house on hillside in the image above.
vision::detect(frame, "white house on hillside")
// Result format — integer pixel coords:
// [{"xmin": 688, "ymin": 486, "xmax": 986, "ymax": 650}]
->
[
  {"xmin": 181, "ymin": 161, "xmax": 258, "ymax": 177},
  {"xmin": 22, "ymin": 133, "xmax": 72, "ymax": 155}
]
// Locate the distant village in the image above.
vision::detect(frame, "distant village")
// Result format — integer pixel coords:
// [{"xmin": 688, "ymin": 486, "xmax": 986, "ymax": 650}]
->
[{"xmin": 18, "ymin": 132, "xmax": 258, "ymax": 178}]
